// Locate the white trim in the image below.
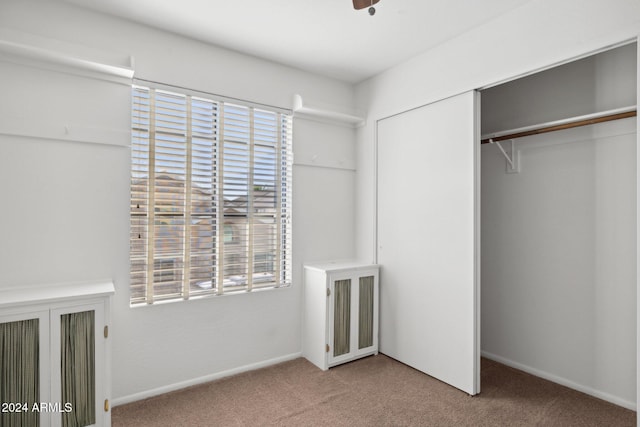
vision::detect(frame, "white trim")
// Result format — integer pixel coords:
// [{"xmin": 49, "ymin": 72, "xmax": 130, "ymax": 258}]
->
[
  {"xmin": 111, "ymin": 352, "xmax": 303, "ymax": 407},
  {"xmin": 0, "ymin": 118, "xmax": 130, "ymax": 147},
  {"xmin": 473, "ymin": 90, "xmax": 482, "ymax": 394},
  {"xmin": 482, "ymin": 351, "xmax": 637, "ymax": 411},
  {"xmin": 372, "ymin": 118, "xmax": 379, "ymax": 265},
  {"xmin": 635, "ymin": 36, "xmax": 640, "ymax": 423}
]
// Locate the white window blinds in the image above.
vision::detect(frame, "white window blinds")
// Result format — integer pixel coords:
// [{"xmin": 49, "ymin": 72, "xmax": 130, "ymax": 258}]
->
[{"xmin": 131, "ymin": 86, "xmax": 293, "ymax": 305}]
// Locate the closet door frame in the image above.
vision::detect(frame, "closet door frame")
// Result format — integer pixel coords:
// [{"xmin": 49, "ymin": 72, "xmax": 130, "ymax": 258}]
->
[
  {"xmin": 473, "ymin": 37, "xmax": 640, "ymax": 411},
  {"xmin": 635, "ymin": 37, "xmax": 639, "ymax": 417}
]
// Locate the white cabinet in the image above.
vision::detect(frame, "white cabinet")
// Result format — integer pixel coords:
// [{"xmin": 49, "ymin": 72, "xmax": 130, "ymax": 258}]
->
[
  {"xmin": 0, "ymin": 281, "xmax": 114, "ymax": 427},
  {"xmin": 303, "ymin": 261, "xmax": 379, "ymax": 370}
]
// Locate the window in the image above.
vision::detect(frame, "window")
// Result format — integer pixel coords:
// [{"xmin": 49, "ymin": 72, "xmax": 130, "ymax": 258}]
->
[
  {"xmin": 130, "ymin": 85, "xmax": 293, "ymax": 304},
  {"xmin": 223, "ymin": 223, "xmax": 235, "ymax": 243}
]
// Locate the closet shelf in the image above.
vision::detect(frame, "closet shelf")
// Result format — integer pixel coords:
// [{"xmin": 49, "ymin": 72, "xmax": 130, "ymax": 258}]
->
[{"xmin": 481, "ymin": 105, "xmax": 637, "ymax": 144}]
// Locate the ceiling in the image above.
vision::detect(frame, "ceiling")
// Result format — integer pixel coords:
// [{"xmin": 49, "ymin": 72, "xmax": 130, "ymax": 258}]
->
[{"xmin": 63, "ymin": 0, "xmax": 531, "ymax": 83}]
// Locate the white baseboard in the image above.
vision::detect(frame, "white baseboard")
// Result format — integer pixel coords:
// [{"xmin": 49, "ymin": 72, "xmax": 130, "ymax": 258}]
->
[
  {"xmin": 481, "ymin": 351, "xmax": 636, "ymax": 411},
  {"xmin": 112, "ymin": 352, "xmax": 303, "ymax": 407}
]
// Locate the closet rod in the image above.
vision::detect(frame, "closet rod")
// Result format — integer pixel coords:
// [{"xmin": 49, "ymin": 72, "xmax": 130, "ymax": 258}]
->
[{"xmin": 480, "ymin": 106, "xmax": 637, "ymax": 144}]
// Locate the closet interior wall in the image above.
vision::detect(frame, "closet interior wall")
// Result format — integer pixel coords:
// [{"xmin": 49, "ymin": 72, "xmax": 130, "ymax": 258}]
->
[{"xmin": 480, "ymin": 43, "xmax": 637, "ymax": 409}]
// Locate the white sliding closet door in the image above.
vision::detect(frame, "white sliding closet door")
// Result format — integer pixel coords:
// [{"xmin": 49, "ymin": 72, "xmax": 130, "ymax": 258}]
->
[{"xmin": 377, "ymin": 90, "xmax": 480, "ymax": 395}]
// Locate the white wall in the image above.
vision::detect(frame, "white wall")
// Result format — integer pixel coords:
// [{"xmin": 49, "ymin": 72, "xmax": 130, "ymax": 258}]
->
[
  {"xmin": 355, "ymin": 0, "xmax": 640, "ymax": 262},
  {"xmin": 293, "ymin": 118, "xmax": 356, "ymax": 269},
  {"xmin": 354, "ymin": 0, "xmax": 640, "ymax": 412},
  {"xmin": 481, "ymin": 44, "xmax": 636, "ymax": 408},
  {"xmin": 482, "ymin": 44, "xmax": 638, "ymax": 134},
  {"xmin": 0, "ymin": 0, "xmax": 357, "ymax": 403}
]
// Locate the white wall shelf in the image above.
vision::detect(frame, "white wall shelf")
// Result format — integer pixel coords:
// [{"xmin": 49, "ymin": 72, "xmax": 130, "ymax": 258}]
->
[
  {"xmin": 0, "ymin": 28, "xmax": 134, "ymax": 84},
  {"xmin": 293, "ymin": 94, "xmax": 365, "ymax": 127}
]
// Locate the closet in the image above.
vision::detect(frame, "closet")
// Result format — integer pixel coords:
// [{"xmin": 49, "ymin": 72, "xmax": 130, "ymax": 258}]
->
[
  {"xmin": 480, "ymin": 42, "xmax": 637, "ymax": 409},
  {"xmin": 376, "ymin": 41, "xmax": 637, "ymax": 409}
]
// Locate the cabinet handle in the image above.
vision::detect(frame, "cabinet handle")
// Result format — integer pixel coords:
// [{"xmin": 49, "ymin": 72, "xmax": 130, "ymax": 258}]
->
[
  {"xmin": 104, "ymin": 399, "xmax": 109, "ymax": 412},
  {"xmin": 326, "ymin": 344, "xmax": 330, "ymax": 353},
  {"xmin": 326, "ymin": 288, "xmax": 331, "ymax": 297}
]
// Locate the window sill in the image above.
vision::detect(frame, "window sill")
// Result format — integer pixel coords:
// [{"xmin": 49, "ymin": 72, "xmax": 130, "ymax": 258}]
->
[{"xmin": 129, "ymin": 283, "xmax": 292, "ymax": 308}]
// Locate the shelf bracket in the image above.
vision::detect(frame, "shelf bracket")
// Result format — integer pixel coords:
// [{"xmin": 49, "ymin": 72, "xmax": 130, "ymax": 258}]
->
[{"xmin": 490, "ymin": 138, "xmax": 520, "ymax": 174}]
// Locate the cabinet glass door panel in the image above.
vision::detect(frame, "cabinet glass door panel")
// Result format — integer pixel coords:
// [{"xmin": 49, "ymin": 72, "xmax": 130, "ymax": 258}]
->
[
  {"xmin": 358, "ymin": 276, "xmax": 374, "ymax": 349},
  {"xmin": 60, "ymin": 310, "xmax": 95, "ymax": 427},
  {"xmin": 333, "ymin": 279, "xmax": 351, "ymax": 357},
  {"xmin": 0, "ymin": 318, "xmax": 40, "ymax": 427}
]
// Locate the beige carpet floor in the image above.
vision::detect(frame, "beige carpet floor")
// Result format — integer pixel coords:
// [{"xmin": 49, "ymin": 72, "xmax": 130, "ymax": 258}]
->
[{"xmin": 112, "ymin": 355, "xmax": 635, "ymax": 426}]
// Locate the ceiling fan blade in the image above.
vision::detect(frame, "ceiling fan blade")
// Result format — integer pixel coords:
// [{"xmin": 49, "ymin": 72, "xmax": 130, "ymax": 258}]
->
[{"xmin": 353, "ymin": 0, "xmax": 380, "ymax": 10}]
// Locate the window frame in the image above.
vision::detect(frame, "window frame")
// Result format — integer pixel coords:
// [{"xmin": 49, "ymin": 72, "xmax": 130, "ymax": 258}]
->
[{"xmin": 130, "ymin": 83, "xmax": 293, "ymax": 305}]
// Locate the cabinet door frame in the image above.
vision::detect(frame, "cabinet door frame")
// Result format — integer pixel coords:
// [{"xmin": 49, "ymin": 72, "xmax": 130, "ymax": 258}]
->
[
  {"xmin": 327, "ymin": 270, "xmax": 356, "ymax": 367},
  {"xmin": 0, "ymin": 309, "xmax": 51, "ymax": 427},
  {"xmin": 351, "ymin": 269, "xmax": 379, "ymax": 360},
  {"xmin": 50, "ymin": 301, "xmax": 105, "ymax": 427},
  {"xmin": 327, "ymin": 268, "xmax": 379, "ymax": 367}
]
